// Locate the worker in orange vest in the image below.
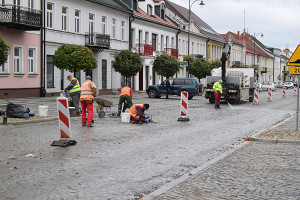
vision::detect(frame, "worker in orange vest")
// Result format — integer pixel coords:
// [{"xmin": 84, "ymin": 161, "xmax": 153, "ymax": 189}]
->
[
  {"xmin": 118, "ymin": 86, "xmax": 133, "ymax": 116},
  {"xmin": 128, "ymin": 104, "xmax": 149, "ymax": 122},
  {"xmin": 80, "ymin": 76, "xmax": 97, "ymax": 127}
]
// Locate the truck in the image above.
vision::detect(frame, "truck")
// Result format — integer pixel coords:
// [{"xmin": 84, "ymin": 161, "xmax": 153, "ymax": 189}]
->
[{"xmin": 204, "ymin": 46, "xmax": 256, "ymax": 104}]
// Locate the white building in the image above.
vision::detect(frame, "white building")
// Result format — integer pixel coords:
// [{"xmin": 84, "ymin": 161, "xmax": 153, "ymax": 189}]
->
[
  {"xmin": 123, "ymin": 0, "xmax": 179, "ymax": 91},
  {"xmin": 44, "ymin": 0, "xmax": 132, "ymax": 96}
]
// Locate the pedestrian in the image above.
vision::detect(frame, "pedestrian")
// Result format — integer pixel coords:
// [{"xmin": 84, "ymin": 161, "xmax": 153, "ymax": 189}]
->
[
  {"xmin": 65, "ymin": 75, "xmax": 81, "ymax": 115},
  {"xmin": 80, "ymin": 76, "xmax": 97, "ymax": 127},
  {"xmin": 128, "ymin": 104, "xmax": 149, "ymax": 122},
  {"xmin": 118, "ymin": 86, "xmax": 133, "ymax": 116},
  {"xmin": 213, "ymin": 79, "xmax": 223, "ymax": 109},
  {"xmin": 166, "ymin": 78, "xmax": 170, "ymax": 99}
]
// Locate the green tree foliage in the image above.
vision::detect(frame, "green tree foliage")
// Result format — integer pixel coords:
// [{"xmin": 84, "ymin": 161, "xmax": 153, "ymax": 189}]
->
[
  {"xmin": 0, "ymin": 37, "xmax": 10, "ymax": 66},
  {"xmin": 210, "ymin": 59, "xmax": 221, "ymax": 69},
  {"xmin": 113, "ymin": 50, "xmax": 142, "ymax": 84},
  {"xmin": 153, "ymin": 53, "xmax": 179, "ymax": 78},
  {"xmin": 53, "ymin": 44, "xmax": 97, "ymax": 72},
  {"xmin": 190, "ymin": 58, "xmax": 212, "ymax": 80},
  {"xmin": 183, "ymin": 55, "xmax": 195, "ymax": 67}
]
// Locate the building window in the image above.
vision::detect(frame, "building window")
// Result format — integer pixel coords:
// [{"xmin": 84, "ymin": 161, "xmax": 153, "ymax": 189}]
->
[
  {"xmin": 160, "ymin": 35, "xmax": 164, "ymax": 51},
  {"xmin": 1, "ymin": 0, "xmax": 5, "ymax": 7},
  {"xmin": 13, "ymin": 46, "xmax": 23, "ymax": 74},
  {"xmin": 0, "ymin": 56, "xmax": 8, "ymax": 74},
  {"xmin": 75, "ymin": 9, "xmax": 80, "ymax": 33},
  {"xmin": 192, "ymin": 42, "xmax": 194, "ymax": 54},
  {"xmin": 28, "ymin": 0, "xmax": 34, "ymax": 9},
  {"xmin": 147, "ymin": 4, "xmax": 153, "ymax": 15},
  {"xmin": 197, "ymin": 43, "xmax": 199, "ymax": 54},
  {"xmin": 112, "ymin": 18, "xmax": 116, "ymax": 39},
  {"xmin": 14, "ymin": 0, "xmax": 20, "ymax": 6},
  {"xmin": 89, "ymin": 13, "xmax": 94, "ymax": 33},
  {"xmin": 161, "ymin": 8, "xmax": 165, "ymax": 19},
  {"xmin": 186, "ymin": 41, "xmax": 188, "ymax": 55},
  {"xmin": 178, "ymin": 39, "xmax": 181, "ymax": 54},
  {"xmin": 47, "ymin": 55, "xmax": 54, "ymax": 88},
  {"xmin": 28, "ymin": 48, "xmax": 37, "ymax": 74},
  {"xmin": 182, "ymin": 40, "xmax": 185, "ymax": 55},
  {"xmin": 102, "ymin": 59, "xmax": 107, "ymax": 89},
  {"xmin": 133, "ymin": 0, "xmax": 137, "ymax": 11},
  {"xmin": 121, "ymin": 20, "xmax": 125, "ymax": 41},
  {"xmin": 61, "ymin": 6, "xmax": 68, "ymax": 31},
  {"xmin": 46, "ymin": 2, "xmax": 54, "ymax": 28},
  {"xmin": 102, "ymin": 16, "xmax": 107, "ymax": 34}
]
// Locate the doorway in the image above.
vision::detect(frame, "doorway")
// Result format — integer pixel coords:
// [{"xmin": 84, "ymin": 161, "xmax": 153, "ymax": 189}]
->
[
  {"xmin": 139, "ymin": 66, "xmax": 144, "ymax": 90},
  {"xmin": 145, "ymin": 66, "xmax": 149, "ymax": 89},
  {"xmin": 152, "ymin": 70, "xmax": 156, "ymax": 85}
]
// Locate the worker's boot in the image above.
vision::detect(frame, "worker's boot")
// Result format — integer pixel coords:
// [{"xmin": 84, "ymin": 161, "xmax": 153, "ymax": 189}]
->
[
  {"xmin": 217, "ymin": 103, "xmax": 221, "ymax": 109},
  {"xmin": 215, "ymin": 104, "xmax": 218, "ymax": 109}
]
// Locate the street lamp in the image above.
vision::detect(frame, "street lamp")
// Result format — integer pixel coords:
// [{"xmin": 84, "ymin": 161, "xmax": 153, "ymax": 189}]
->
[
  {"xmin": 253, "ymin": 32, "xmax": 264, "ymax": 67},
  {"xmin": 187, "ymin": 0, "xmax": 205, "ymax": 78}
]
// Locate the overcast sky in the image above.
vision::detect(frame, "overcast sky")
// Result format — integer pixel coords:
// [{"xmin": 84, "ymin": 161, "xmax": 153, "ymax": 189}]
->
[{"xmin": 170, "ymin": 0, "xmax": 300, "ymax": 52}]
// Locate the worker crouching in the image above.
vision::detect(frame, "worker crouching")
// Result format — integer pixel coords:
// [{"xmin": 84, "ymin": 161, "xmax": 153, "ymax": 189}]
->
[
  {"xmin": 213, "ymin": 79, "xmax": 223, "ymax": 109},
  {"xmin": 128, "ymin": 104, "xmax": 149, "ymax": 122}
]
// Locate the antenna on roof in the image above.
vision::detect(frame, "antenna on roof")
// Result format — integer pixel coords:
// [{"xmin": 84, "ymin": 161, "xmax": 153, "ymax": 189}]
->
[{"xmin": 243, "ymin": 9, "xmax": 246, "ymax": 33}]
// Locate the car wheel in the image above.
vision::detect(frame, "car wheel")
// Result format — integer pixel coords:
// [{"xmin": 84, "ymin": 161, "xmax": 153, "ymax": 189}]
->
[
  {"xmin": 188, "ymin": 95, "xmax": 193, "ymax": 100},
  {"xmin": 148, "ymin": 89, "xmax": 157, "ymax": 98}
]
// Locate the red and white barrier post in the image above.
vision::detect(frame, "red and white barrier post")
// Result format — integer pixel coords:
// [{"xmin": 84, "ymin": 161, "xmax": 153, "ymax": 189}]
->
[
  {"xmin": 294, "ymin": 86, "xmax": 297, "ymax": 96},
  {"xmin": 178, "ymin": 91, "xmax": 190, "ymax": 121},
  {"xmin": 253, "ymin": 88, "xmax": 259, "ymax": 105},
  {"xmin": 51, "ymin": 93, "xmax": 77, "ymax": 147},
  {"xmin": 283, "ymin": 87, "xmax": 286, "ymax": 98},
  {"xmin": 267, "ymin": 88, "xmax": 272, "ymax": 102}
]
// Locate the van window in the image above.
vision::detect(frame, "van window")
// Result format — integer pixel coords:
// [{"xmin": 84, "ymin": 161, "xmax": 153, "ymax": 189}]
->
[
  {"xmin": 173, "ymin": 79, "xmax": 182, "ymax": 85},
  {"xmin": 184, "ymin": 79, "xmax": 193, "ymax": 85}
]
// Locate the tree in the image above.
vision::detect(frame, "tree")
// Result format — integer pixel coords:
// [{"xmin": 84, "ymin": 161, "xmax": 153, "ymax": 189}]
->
[
  {"xmin": 190, "ymin": 58, "xmax": 212, "ymax": 80},
  {"xmin": 53, "ymin": 44, "xmax": 97, "ymax": 73},
  {"xmin": 113, "ymin": 50, "xmax": 142, "ymax": 85},
  {"xmin": 153, "ymin": 53, "xmax": 179, "ymax": 78},
  {"xmin": 183, "ymin": 55, "xmax": 195, "ymax": 67},
  {"xmin": 0, "ymin": 37, "xmax": 10, "ymax": 66}
]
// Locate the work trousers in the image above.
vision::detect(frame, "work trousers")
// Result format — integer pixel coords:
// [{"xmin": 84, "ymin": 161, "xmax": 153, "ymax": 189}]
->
[
  {"xmin": 118, "ymin": 95, "xmax": 133, "ymax": 115},
  {"xmin": 214, "ymin": 92, "xmax": 221, "ymax": 104},
  {"xmin": 71, "ymin": 94, "xmax": 81, "ymax": 112},
  {"xmin": 81, "ymin": 100, "xmax": 93, "ymax": 125},
  {"xmin": 130, "ymin": 115, "xmax": 145, "ymax": 121}
]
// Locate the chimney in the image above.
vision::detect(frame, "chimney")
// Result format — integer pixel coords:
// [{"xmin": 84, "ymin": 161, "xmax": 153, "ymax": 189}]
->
[
  {"xmin": 250, "ymin": 36, "xmax": 252, "ymax": 42},
  {"xmin": 237, "ymin": 31, "xmax": 240, "ymax": 39}
]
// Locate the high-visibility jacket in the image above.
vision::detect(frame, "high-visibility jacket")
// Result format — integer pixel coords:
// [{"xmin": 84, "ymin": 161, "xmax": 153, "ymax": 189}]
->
[
  {"xmin": 213, "ymin": 82, "xmax": 222, "ymax": 93},
  {"xmin": 120, "ymin": 87, "xmax": 132, "ymax": 99},
  {"xmin": 69, "ymin": 78, "xmax": 81, "ymax": 93},
  {"xmin": 128, "ymin": 104, "xmax": 144, "ymax": 118},
  {"xmin": 80, "ymin": 81, "xmax": 95, "ymax": 100}
]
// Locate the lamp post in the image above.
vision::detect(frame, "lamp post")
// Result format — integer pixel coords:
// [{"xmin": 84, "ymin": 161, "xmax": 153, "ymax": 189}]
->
[
  {"xmin": 187, "ymin": 0, "xmax": 205, "ymax": 78},
  {"xmin": 253, "ymin": 32, "xmax": 263, "ymax": 82}
]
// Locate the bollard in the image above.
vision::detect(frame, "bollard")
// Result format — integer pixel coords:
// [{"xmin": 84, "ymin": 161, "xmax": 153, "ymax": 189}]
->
[
  {"xmin": 294, "ymin": 86, "xmax": 297, "ymax": 96},
  {"xmin": 283, "ymin": 87, "xmax": 286, "ymax": 98},
  {"xmin": 253, "ymin": 88, "xmax": 259, "ymax": 105},
  {"xmin": 51, "ymin": 93, "xmax": 77, "ymax": 147},
  {"xmin": 267, "ymin": 88, "xmax": 272, "ymax": 102},
  {"xmin": 177, "ymin": 91, "xmax": 189, "ymax": 122}
]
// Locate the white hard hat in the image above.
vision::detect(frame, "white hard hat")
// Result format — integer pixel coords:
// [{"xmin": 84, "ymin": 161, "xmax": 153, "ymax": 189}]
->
[{"xmin": 219, "ymin": 79, "xmax": 223, "ymax": 83}]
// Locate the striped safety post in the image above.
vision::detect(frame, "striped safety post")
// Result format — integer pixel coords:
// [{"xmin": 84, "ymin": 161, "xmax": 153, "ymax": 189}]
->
[
  {"xmin": 253, "ymin": 88, "xmax": 259, "ymax": 105},
  {"xmin": 51, "ymin": 93, "xmax": 77, "ymax": 147},
  {"xmin": 267, "ymin": 88, "xmax": 272, "ymax": 102},
  {"xmin": 294, "ymin": 86, "xmax": 297, "ymax": 96},
  {"xmin": 283, "ymin": 87, "xmax": 286, "ymax": 98},
  {"xmin": 178, "ymin": 91, "xmax": 190, "ymax": 121}
]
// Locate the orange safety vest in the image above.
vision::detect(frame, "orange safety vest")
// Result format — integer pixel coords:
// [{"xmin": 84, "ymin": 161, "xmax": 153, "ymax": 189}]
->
[
  {"xmin": 120, "ymin": 87, "xmax": 131, "ymax": 97},
  {"xmin": 80, "ymin": 81, "xmax": 94, "ymax": 100},
  {"xmin": 128, "ymin": 104, "xmax": 144, "ymax": 117}
]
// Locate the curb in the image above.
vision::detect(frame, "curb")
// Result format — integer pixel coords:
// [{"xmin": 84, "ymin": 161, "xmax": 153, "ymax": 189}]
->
[
  {"xmin": 1, "ymin": 116, "xmax": 57, "ymax": 126},
  {"xmin": 248, "ymin": 137, "xmax": 300, "ymax": 144}
]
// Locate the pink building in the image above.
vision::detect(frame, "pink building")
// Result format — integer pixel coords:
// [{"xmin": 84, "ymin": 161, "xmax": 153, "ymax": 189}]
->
[{"xmin": 0, "ymin": 2, "xmax": 42, "ymax": 98}]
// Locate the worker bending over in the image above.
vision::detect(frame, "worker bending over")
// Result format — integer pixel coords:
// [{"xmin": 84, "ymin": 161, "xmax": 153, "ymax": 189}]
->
[
  {"xmin": 128, "ymin": 104, "xmax": 149, "ymax": 122},
  {"xmin": 213, "ymin": 79, "xmax": 223, "ymax": 109},
  {"xmin": 118, "ymin": 86, "xmax": 133, "ymax": 116},
  {"xmin": 65, "ymin": 75, "xmax": 81, "ymax": 115}
]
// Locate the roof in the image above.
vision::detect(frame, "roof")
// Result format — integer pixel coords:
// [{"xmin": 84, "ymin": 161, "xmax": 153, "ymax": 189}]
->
[
  {"xmin": 134, "ymin": 8, "xmax": 178, "ymax": 29},
  {"xmin": 221, "ymin": 31, "xmax": 274, "ymax": 59},
  {"xmin": 87, "ymin": 0, "xmax": 133, "ymax": 14},
  {"xmin": 165, "ymin": 0, "xmax": 225, "ymax": 44}
]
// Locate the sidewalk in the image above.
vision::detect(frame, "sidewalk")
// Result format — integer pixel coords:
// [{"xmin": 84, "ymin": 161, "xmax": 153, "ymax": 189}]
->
[{"xmin": 145, "ymin": 116, "xmax": 300, "ymax": 200}]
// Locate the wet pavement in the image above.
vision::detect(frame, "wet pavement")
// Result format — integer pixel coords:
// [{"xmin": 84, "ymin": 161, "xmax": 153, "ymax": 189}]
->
[{"xmin": 0, "ymin": 90, "xmax": 298, "ymax": 199}]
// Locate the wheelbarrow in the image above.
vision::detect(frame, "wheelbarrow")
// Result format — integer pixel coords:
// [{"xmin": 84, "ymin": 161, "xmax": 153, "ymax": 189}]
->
[{"xmin": 95, "ymin": 97, "xmax": 113, "ymax": 118}]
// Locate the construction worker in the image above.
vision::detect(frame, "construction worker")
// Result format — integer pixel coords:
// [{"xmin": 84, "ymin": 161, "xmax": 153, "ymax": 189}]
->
[
  {"xmin": 213, "ymin": 79, "xmax": 223, "ymax": 109},
  {"xmin": 118, "ymin": 86, "xmax": 133, "ymax": 116},
  {"xmin": 80, "ymin": 76, "xmax": 97, "ymax": 127},
  {"xmin": 65, "ymin": 75, "xmax": 81, "ymax": 115},
  {"xmin": 128, "ymin": 104, "xmax": 149, "ymax": 122}
]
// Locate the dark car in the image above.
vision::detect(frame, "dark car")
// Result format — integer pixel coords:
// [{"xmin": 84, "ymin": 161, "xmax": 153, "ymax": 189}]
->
[{"xmin": 146, "ymin": 78, "xmax": 199, "ymax": 99}]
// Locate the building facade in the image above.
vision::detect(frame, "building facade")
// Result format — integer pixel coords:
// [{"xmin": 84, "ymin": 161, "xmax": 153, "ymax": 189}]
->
[{"xmin": 0, "ymin": 0, "xmax": 42, "ymax": 98}]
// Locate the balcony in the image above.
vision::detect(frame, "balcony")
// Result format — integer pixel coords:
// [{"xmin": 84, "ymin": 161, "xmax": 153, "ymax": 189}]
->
[
  {"xmin": 85, "ymin": 32, "xmax": 110, "ymax": 52},
  {"xmin": 0, "ymin": 5, "xmax": 41, "ymax": 30},
  {"xmin": 165, "ymin": 48, "xmax": 178, "ymax": 59},
  {"xmin": 260, "ymin": 67, "xmax": 267, "ymax": 73},
  {"xmin": 136, "ymin": 44, "xmax": 153, "ymax": 56}
]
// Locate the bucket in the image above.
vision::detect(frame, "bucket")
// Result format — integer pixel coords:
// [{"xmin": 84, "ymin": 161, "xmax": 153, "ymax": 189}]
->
[
  {"xmin": 121, "ymin": 112, "xmax": 131, "ymax": 123},
  {"xmin": 38, "ymin": 106, "xmax": 48, "ymax": 117}
]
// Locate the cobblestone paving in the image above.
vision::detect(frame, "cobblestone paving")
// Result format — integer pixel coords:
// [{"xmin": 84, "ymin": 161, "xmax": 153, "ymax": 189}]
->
[{"xmin": 154, "ymin": 142, "xmax": 300, "ymax": 200}]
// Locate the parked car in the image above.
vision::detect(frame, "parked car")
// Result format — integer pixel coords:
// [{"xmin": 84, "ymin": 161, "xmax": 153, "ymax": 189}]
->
[
  {"xmin": 146, "ymin": 78, "xmax": 199, "ymax": 99},
  {"xmin": 261, "ymin": 82, "xmax": 276, "ymax": 91},
  {"xmin": 274, "ymin": 82, "xmax": 284, "ymax": 88},
  {"xmin": 284, "ymin": 81, "xmax": 294, "ymax": 89}
]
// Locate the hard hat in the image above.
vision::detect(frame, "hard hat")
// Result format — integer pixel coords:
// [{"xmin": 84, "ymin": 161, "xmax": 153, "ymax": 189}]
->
[{"xmin": 219, "ymin": 79, "xmax": 223, "ymax": 83}]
